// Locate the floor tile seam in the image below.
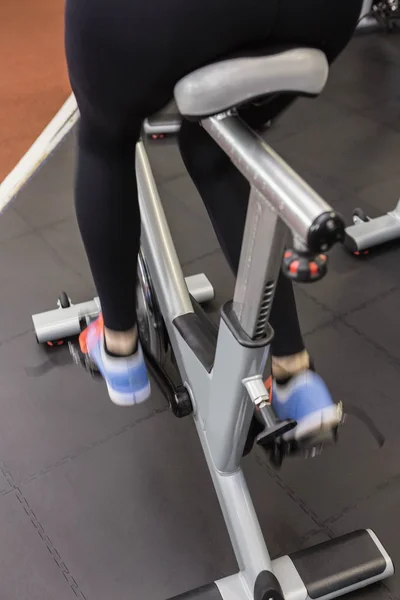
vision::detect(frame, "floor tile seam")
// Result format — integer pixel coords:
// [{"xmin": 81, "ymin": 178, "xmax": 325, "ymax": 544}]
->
[
  {"xmin": 0, "ymin": 462, "xmax": 88, "ymax": 599},
  {"xmin": 255, "ymin": 454, "xmax": 400, "ymax": 600},
  {"xmin": 155, "ymin": 171, "xmax": 187, "ymax": 186},
  {"xmin": 0, "ymin": 328, "xmax": 34, "ymax": 348},
  {"xmin": 323, "ymin": 471, "xmax": 400, "ymax": 529},
  {"xmin": 254, "ymin": 452, "xmax": 335, "ymax": 539},
  {"xmin": 339, "ymin": 284, "xmax": 400, "ymax": 319},
  {"xmin": 0, "ymin": 229, "xmax": 34, "ymax": 248},
  {"xmin": 18, "ymin": 406, "xmax": 169, "ymax": 487},
  {"xmin": 301, "ymin": 283, "xmax": 400, "ymax": 335},
  {"xmin": 13, "ymin": 206, "xmax": 71, "ymax": 234},
  {"xmin": 34, "ymin": 227, "xmax": 87, "ymax": 280},
  {"xmin": 341, "ymin": 316, "xmax": 400, "ymax": 371},
  {"xmin": 181, "ymin": 247, "xmax": 222, "ymax": 269}
]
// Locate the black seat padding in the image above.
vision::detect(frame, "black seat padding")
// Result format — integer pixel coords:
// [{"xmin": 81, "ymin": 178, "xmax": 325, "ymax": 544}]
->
[{"xmin": 174, "ymin": 47, "xmax": 328, "ymax": 119}]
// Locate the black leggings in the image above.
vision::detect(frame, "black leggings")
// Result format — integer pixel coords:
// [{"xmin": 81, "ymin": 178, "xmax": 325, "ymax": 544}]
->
[{"xmin": 65, "ymin": 0, "xmax": 361, "ymax": 357}]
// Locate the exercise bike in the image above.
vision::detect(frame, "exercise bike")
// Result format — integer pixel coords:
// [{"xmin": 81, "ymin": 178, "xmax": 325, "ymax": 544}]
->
[
  {"xmin": 358, "ymin": 0, "xmax": 400, "ymax": 32},
  {"xmin": 344, "ymin": 0, "xmax": 400, "ymax": 254},
  {"xmin": 32, "ymin": 47, "xmax": 394, "ymax": 600}
]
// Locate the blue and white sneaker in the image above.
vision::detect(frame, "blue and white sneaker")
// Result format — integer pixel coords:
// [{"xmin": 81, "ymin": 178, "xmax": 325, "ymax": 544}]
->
[
  {"xmin": 271, "ymin": 370, "xmax": 343, "ymax": 442},
  {"xmin": 79, "ymin": 315, "xmax": 151, "ymax": 406}
]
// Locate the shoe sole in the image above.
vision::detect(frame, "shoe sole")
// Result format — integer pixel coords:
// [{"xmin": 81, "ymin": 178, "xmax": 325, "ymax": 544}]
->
[
  {"xmin": 283, "ymin": 404, "xmax": 343, "ymax": 443},
  {"xmin": 106, "ymin": 382, "xmax": 152, "ymax": 407}
]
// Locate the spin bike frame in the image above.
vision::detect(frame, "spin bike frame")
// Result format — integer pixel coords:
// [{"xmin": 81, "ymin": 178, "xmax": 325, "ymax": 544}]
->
[
  {"xmin": 345, "ymin": 0, "xmax": 400, "ymax": 253},
  {"xmin": 357, "ymin": 0, "xmax": 400, "ymax": 32},
  {"xmin": 137, "ymin": 113, "xmax": 393, "ymax": 600}
]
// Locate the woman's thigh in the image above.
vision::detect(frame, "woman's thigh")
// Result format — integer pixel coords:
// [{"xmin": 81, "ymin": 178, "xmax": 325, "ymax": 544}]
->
[
  {"xmin": 65, "ymin": 0, "xmax": 361, "ymax": 140},
  {"xmin": 270, "ymin": 0, "xmax": 362, "ymax": 61},
  {"xmin": 65, "ymin": 0, "xmax": 278, "ymax": 130}
]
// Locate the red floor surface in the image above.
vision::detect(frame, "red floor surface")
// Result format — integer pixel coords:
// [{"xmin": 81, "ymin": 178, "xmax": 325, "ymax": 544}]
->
[{"xmin": 0, "ymin": 0, "xmax": 70, "ymax": 181}]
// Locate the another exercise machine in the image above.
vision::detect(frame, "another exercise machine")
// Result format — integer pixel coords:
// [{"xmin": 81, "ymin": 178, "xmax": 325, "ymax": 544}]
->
[
  {"xmin": 357, "ymin": 0, "xmax": 400, "ymax": 32},
  {"xmin": 345, "ymin": 0, "xmax": 400, "ymax": 253},
  {"xmin": 344, "ymin": 203, "xmax": 400, "ymax": 254},
  {"xmin": 33, "ymin": 48, "xmax": 394, "ymax": 599}
]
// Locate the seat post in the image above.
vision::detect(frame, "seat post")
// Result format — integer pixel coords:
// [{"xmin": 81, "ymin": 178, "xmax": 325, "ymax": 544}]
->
[
  {"xmin": 233, "ymin": 186, "xmax": 288, "ymax": 339},
  {"xmin": 202, "ymin": 113, "xmax": 342, "ymax": 340}
]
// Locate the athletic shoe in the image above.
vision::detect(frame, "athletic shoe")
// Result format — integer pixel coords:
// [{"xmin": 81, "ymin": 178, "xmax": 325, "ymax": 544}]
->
[
  {"xmin": 79, "ymin": 315, "xmax": 151, "ymax": 406},
  {"xmin": 272, "ymin": 370, "xmax": 342, "ymax": 442}
]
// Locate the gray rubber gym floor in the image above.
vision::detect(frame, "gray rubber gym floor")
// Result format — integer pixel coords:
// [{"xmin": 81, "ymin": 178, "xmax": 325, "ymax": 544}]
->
[{"xmin": 1, "ymin": 33, "xmax": 400, "ymax": 600}]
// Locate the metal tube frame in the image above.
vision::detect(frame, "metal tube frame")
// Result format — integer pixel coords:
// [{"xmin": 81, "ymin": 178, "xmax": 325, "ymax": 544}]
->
[
  {"xmin": 138, "ymin": 133, "xmax": 274, "ymax": 595},
  {"xmin": 357, "ymin": 0, "xmax": 400, "ymax": 32},
  {"xmin": 351, "ymin": 0, "xmax": 400, "ymax": 251},
  {"xmin": 344, "ymin": 199, "xmax": 400, "ymax": 252},
  {"xmin": 136, "ymin": 111, "xmax": 393, "ymax": 599},
  {"xmin": 361, "ymin": 0, "xmax": 374, "ymax": 16},
  {"xmin": 357, "ymin": 0, "xmax": 380, "ymax": 32}
]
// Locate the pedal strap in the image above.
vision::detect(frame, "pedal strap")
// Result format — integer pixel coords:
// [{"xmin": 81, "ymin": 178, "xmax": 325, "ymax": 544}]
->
[{"xmin": 345, "ymin": 406, "xmax": 385, "ymax": 448}]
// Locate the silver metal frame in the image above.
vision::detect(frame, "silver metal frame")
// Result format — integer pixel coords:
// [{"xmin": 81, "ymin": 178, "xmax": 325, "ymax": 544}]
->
[
  {"xmin": 357, "ymin": 0, "xmax": 379, "ymax": 32},
  {"xmin": 138, "ymin": 127, "xmax": 276, "ymax": 596},
  {"xmin": 345, "ymin": 199, "xmax": 400, "ymax": 253},
  {"xmin": 32, "ymin": 274, "xmax": 213, "ymax": 344},
  {"xmin": 136, "ymin": 112, "xmax": 394, "ymax": 599},
  {"xmin": 362, "ymin": 0, "xmax": 374, "ymax": 12},
  {"xmin": 351, "ymin": 0, "xmax": 400, "ymax": 251},
  {"xmin": 361, "ymin": 0, "xmax": 374, "ymax": 18},
  {"xmin": 357, "ymin": 0, "xmax": 400, "ymax": 32}
]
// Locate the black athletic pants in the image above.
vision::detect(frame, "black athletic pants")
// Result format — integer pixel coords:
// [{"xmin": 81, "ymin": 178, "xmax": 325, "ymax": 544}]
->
[{"xmin": 65, "ymin": 0, "xmax": 361, "ymax": 357}]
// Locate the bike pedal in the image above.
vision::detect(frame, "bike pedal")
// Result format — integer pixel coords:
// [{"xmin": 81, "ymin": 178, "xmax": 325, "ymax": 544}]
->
[
  {"xmin": 266, "ymin": 418, "xmax": 343, "ymax": 468},
  {"xmin": 266, "ymin": 439, "xmax": 323, "ymax": 468},
  {"xmin": 256, "ymin": 418, "xmax": 296, "ymax": 446}
]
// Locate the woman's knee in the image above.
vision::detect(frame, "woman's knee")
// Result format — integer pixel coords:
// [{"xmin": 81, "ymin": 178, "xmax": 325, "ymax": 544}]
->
[{"xmin": 77, "ymin": 111, "xmax": 141, "ymax": 159}]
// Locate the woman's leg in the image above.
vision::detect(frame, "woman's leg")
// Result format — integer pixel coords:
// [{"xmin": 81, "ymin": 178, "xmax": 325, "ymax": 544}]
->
[
  {"xmin": 65, "ymin": 0, "xmax": 278, "ymax": 338},
  {"xmin": 75, "ymin": 120, "xmax": 141, "ymax": 341},
  {"xmin": 64, "ymin": 0, "xmax": 278, "ymax": 404},
  {"xmin": 65, "ymin": 0, "xmax": 172, "ymax": 404},
  {"xmin": 65, "ymin": 0, "xmax": 174, "ymax": 337}
]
